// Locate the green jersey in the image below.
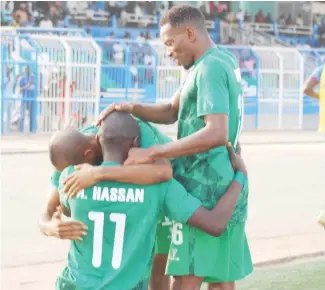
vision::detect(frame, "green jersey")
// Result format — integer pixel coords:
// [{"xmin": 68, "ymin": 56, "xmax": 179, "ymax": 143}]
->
[
  {"xmin": 51, "ymin": 121, "xmax": 173, "ymax": 189},
  {"xmin": 58, "ymin": 163, "xmax": 201, "ymax": 290},
  {"xmin": 173, "ymin": 46, "xmax": 247, "ymax": 225}
]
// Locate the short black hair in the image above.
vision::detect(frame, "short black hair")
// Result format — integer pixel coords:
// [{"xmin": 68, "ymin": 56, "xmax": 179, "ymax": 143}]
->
[
  {"xmin": 160, "ymin": 4, "xmax": 206, "ymax": 30},
  {"xmin": 100, "ymin": 111, "xmax": 140, "ymax": 148},
  {"xmin": 49, "ymin": 129, "xmax": 90, "ymax": 167}
]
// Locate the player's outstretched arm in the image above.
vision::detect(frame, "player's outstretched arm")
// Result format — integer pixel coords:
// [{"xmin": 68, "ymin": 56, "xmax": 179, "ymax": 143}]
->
[
  {"xmin": 187, "ymin": 178, "xmax": 243, "ymax": 237},
  {"xmin": 303, "ymin": 66, "xmax": 321, "ymax": 99},
  {"xmin": 39, "ymin": 187, "xmax": 61, "ymax": 236},
  {"xmin": 134, "ymin": 113, "xmax": 228, "ymax": 163},
  {"xmin": 62, "ymin": 160, "xmax": 173, "ymax": 198},
  {"xmin": 134, "ymin": 63, "xmax": 233, "ymax": 162},
  {"xmin": 39, "ymin": 186, "xmax": 87, "ymax": 240},
  {"xmin": 96, "ymin": 91, "xmax": 180, "ymax": 125}
]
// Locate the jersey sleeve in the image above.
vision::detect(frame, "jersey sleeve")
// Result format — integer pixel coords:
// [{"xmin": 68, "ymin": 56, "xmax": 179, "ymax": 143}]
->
[
  {"xmin": 138, "ymin": 119, "xmax": 172, "ymax": 148},
  {"xmin": 138, "ymin": 120, "xmax": 159, "ymax": 148},
  {"xmin": 196, "ymin": 61, "xmax": 230, "ymax": 117},
  {"xmin": 147, "ymin": 123, "xmax": 173, "ymax": 145},
  {"xmin": 51, "ymin": 169, "xmax": 61, "ymax": 189},
  {"xmin": 310, "ymin": 66, "xmax": 323, "ymax": 84},
  {"xmin": 162, "ymin": 179, "xmax": 201, "ymax": 223},
  {"xmin": 58, "ymin": 167, "xmax": 74, "ymax": 210}
]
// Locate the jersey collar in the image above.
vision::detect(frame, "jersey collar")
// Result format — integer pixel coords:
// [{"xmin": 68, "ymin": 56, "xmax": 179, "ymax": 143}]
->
[
  {"xmin": 194, "ymin": 46, "xmax": 217, "ymax": 66},
  {"xmin": 101, "ymin": 161, "xmax": 121, "ymax": 166}
]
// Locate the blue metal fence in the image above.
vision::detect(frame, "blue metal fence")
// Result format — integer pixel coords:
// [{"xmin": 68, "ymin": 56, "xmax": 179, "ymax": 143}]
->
[
  {"xmin": 0, "ymin": 32, "xmax": 322, "ymax": 134},
  {"xmin": 96, "ymin": 39, "xmax": 157, "ymax": 113},
  {"xmin": 223, "ymin": 46, "xmax": 259, "ymax": 130},
  {"xmin": 1, "ymin": 34, "xmax": 39, "ymax": 135}
]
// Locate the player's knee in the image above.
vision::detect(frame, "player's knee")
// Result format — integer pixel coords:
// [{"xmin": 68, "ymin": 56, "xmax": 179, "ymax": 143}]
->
[
  {"xmin": 177, "ymin": 275, "xmax": 203, "ymax": 290},
  {"xmin": 150, "ymin": 254, "xmax": 169, "ymax": 290},
  {"xmin": 152, "ymin": 254, "xmax": 168, "ymax": 272}
]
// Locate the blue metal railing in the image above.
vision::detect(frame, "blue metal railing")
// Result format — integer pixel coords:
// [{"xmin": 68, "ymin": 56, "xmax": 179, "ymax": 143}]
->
[{"xmin": 1, "ymin": 30, "xmax": 321, "ymax": 134}]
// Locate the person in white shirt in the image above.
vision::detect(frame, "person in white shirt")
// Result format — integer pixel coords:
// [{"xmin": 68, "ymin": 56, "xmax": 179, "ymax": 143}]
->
[
  {"xmin": 296, "ymin": 14, "xmax": 303, "ymax": 26},
  {"xmin": 39, "ymin": 14, "xmax": 53, "ymax": 29}
]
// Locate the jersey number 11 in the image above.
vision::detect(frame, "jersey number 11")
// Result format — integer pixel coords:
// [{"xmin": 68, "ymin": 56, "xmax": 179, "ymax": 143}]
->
[{"xmin": 88, "ymin": 212, "xmax": 126, "ymax": 269}]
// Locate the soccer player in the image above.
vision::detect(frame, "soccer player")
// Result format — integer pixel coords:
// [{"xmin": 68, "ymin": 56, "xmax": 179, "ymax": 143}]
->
[
  {"xmin": 55, "ymin": 112, "xmax": 248, "ymax": 290},
  {"xmin": 303, "ymin": 64, "xmax": 325, "ymax": 133},
  {"xmin": 98, "ymin": 5, "xmax": 252, "ymax": 289},
  {"xmin": 303, "ymin": 65, "xmax": 325, "ymax": 227}
]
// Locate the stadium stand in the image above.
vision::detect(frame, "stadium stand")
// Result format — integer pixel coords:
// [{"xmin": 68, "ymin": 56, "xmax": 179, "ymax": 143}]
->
[{"xmin": 1, "ymin": 1, "xmax": 325, "ymax": 135}]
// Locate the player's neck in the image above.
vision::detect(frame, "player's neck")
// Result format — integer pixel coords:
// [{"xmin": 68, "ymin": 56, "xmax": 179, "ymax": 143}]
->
[
  {"xmin": 193, "ymin": 36, "xmax": 215, "ymax": 62},
  {"xmin": 102, "ymin": 147, "xmax": 127, "ymax": 164}
]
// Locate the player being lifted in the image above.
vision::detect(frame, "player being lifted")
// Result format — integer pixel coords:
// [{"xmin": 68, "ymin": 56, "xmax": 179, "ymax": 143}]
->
[
  {"xmin": 54, "ymin": 112, "xmax": 248, "ymax": 289},
  {"xmin": 97, "ymin": 4, "xmax": 252, "ymax": 290}
]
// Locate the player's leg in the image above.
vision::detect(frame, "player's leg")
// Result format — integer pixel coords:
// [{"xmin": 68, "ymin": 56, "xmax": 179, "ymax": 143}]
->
[
  {"xmin": 150, "ymin": 215, "xmax": 173, "ymax": 290},
  {"xmin": 180, "ymin": 276, "xmax": 203, "ymax": 290},
  {"xmin": 170, "ymin": 276, "xmax": 181, "ymax": 290},
  {"xmin": 166, "ymin": 223, "xmax": 204, "ymax": 290},
  {"xmin": 149, "ymin": 254, "xmax": 170, "ymax": 290},
  {"xmin": 172, "ymin": 275, "xmax": 203, "ymax": 290},
  {"xmin": 207, "ymin": 282, "xmax": 235, "ymax": 290}
]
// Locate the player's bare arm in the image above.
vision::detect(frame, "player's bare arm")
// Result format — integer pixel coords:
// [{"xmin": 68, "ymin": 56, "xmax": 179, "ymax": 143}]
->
[
  {"xmin": 124, "ymin": 113, "xmax": 228, "ymax": 165},
  {"xmin": 188, "ymin": 181, "xmax": 242, "ymax": 236},
  {"xmin": 39, "ymin": 187, "xmax": 61, "ymax": 235},
  {"xmin": 39, "ymin": 187, "xmax": 87, "ymax": 240},
  {"xmin": 97, "ymin": 91, "xmax": 180, "ymax": 125},
  {"xmin": 62, "ymin": 159, "xmax": 173, "ymax": 198},
  {"xmin": 187, "ymin": 144, "xmax": 246, "ymax": 236},
  {"xmin": 303, "ymin": 76, "xmax": 320, "ymax": 99}
]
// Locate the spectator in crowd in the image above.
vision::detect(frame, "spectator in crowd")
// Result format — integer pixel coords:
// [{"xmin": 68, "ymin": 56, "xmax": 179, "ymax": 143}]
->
[
  {"xmin": 24, "ymin": 12, "xmax": 35, "ymax": 27},
  {"xmin": 303, "ymin": 40, "xmax": 311, "ymax": 48},
  {"xmin": 14, "ymin": 14, "xmax": 22, "ymax": 27},
  {"xmin": 136, "ymin": 32, "xmax": 145, "ymax": 41},
  {"xmin": 14, "ymin": 7, "xmax": 28, "ymax": 27},
  {"xmin": 39, "ymin": 14, "xmax": 53, "ymax": 29},
  {"xmin": 107, "ymin": 31, "xmax": 114, "ymax": 40},
  {"xmin": 244, "ymin": 10, "xmax": 251, "ymax": 22},
  {"xmin": 296, "ymin": 14, "xmax": 303, "ymax": 27},
  {"xmin": 134, "ymin": 2, "xmax": 143, "ymax": 15},
  {"xmin": 123, "ymin": 31, "xmax": 130, "ymax": 39},
  {"xmin": 278, "ymin": 14, "xmax": 286, "ymax": 25},
  {"xmin": 265, "ymin": 13, "xmax": 272, "ymax": 24},
  {"xmin": 227, "ymin": 11, "xmax": 235, "ymax": 24},
  {"xmin": 119, "ymin": 9, "xmax": 128, "ymax": 26},
  {"xmin": 286, "ymin": 13, "xmax": 293, "ymax": 26},
  {"xmin": 18, "ymin": 66, "xmax": 35, "ymax": 133},
  {"xmin": 255, "ymin": 10, "xmax": 264, "ymax": 23},
  {"xmin": 145, "ymin": 31, "xmax": 151, "ymax": 40},
  {"xmin": 236, "ymin": 9, "xmax": 244, "ymax": 29},
  {"xmin": 1, "ymin": 2, "xmax": 14, "ymax": 25}
]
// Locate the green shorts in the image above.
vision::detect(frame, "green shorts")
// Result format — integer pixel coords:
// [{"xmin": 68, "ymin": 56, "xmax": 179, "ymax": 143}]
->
[
  {"xmin": 154, "ymin": 215, "xmax": 173, "ymax": 255},
  {"xmin": 166, "ymin": 222, "xmax": 253, "ymax": 282},
  {"xmin": 55, "ymin": 267, "xmax": 78, "ymax": 290}
]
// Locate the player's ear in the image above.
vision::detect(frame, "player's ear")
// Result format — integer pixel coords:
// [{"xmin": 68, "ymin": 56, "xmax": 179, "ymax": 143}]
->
[
  {"xmin": 186, "ymin": 26, "xmax": 196, "ymax": 42},
  {"xmin": 133, "ymin": 136, "xmax": 140, "ymax": 148},
  {"xmin": 84, "ymin": 149, "xmax": 94, "ymax": 159}
]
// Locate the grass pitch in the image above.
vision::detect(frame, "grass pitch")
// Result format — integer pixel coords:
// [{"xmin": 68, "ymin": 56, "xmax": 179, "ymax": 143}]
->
[{"xmin": 201, "ymin": 257, "xmax": 325, "ymax": 290}]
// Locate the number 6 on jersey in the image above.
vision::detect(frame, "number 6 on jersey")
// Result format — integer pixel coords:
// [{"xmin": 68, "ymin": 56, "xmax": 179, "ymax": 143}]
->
[{"xmin": 88, "ymin": 212, "xmax": 126, "ymax": 269}]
